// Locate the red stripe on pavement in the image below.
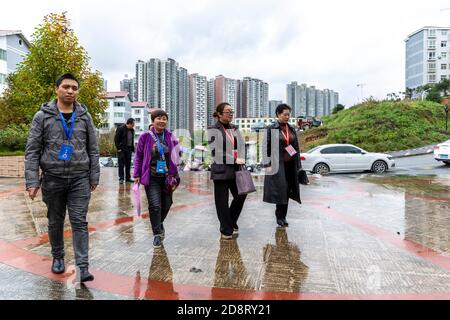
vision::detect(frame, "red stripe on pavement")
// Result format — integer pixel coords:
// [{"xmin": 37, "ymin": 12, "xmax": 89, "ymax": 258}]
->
[
  {"xmin": 0, "ymin": 240, "xmax": 448, "ymax": 300},
  {"xmin": 306, "ymin": 200, "xmax": 450, "ymax": 272}
]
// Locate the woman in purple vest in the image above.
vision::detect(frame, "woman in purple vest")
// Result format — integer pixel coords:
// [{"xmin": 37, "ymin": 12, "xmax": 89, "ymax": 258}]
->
[{"xmin": 134, "ymin": 110, "xmax": 180, "ymax": 248}]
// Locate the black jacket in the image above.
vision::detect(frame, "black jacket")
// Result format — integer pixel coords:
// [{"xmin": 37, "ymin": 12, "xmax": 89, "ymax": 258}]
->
[
  {"xmin": 262, "ymin": 121, "xmax": 302, "ymax": 204},
  {"xmin": 207, "ymin": 121, "xmax": 245, "ymax": 180},
  {"xmin": 114, "ymin": 124, "xmax": 135, "ymax": 153}
]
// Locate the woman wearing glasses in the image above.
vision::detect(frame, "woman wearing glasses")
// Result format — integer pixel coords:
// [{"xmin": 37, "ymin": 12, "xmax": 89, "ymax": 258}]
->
[
  {"xmin": 207, "ymin": 103, "xmax": 247, "ymax": 239},
  {"xmin": 262, "ymin": 104, "xmax": 302, "ymax": 227}
]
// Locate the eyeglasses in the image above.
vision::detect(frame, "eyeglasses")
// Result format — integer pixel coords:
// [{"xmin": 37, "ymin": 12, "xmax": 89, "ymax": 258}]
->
[{"xmin": 221, "ymin": 111, "xmax": 234, "ymax": 115}]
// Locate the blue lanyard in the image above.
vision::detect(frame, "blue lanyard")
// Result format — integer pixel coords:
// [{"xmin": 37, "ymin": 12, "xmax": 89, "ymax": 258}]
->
[
  {"xmin": 59, "ymin": 111, "xmax": 75, "ymax": 140},
  {"xmin": 152, "ymin": 128, "xmax": 165, "ymax": 160}
]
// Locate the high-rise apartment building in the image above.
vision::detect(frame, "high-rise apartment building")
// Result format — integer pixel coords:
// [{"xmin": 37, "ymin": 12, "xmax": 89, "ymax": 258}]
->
[
  {"xmin": 405, "ymin": 26, "xmax": 450, "ymax": 92},
  {"xmin": 188, "ymin": 73, "xmax": 207, "ymax": 132},
  {"xmin": 287, "ymin": 82, "xmax": 338, "ymax": 118}
]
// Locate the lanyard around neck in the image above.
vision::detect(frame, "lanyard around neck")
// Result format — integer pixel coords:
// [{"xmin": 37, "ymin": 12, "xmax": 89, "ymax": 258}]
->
[
  {"xmin": 152, "ymin": 128, "xmax": 165, "ymax": 160},
  {"xmin": 280, "ymin": 125, "xmax": 290, "ymax": 145},
  {"xmin": 220, "ymin": 124, "xmax": 235, "ymax": 147},
  {"xmin": 58, "ymin": 111, "xmax": 75, "ymax": 140}
]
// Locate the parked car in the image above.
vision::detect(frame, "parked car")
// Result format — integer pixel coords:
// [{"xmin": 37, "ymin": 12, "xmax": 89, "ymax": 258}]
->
[
  {"xmin": 300, "ymin": 144, "xmax": 395, "ymax": 174},
  {"xmin": 99, "ymin": 157, "xmax": 114, "ymax": 167},
  {"xmin": 433, "ymin": 139, "xmax": 450, "ymax": 164}
]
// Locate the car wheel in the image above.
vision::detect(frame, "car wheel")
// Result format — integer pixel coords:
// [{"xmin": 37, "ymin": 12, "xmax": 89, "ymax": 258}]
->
[
  {"xmin": 444, "ymin": 161, "xmax": 450, "ymax": 165},
  {"xmin": 313, "ymin": 163, "xmax": 330, "ymax": 175},
  {"xmin": 372, "ymin": 160, "xmax": 387, "ymax": 173}
]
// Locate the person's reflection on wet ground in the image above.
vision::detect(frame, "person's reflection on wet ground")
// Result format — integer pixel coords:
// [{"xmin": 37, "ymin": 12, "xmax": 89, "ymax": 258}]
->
[
  {"xmin": 261, "ymin": 228, "xmax": 308, "ymax": 294},
  {"xmin": 212, "ymin": 238, "xmax": 253, "ymax": 298},
  {"xmin": 143, "ymin": 246, "xmax": 179, "ymax": 300}
]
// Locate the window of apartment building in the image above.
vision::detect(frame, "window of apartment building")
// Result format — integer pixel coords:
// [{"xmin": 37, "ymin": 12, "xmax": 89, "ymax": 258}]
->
[
  {"xmin": 441, "ymin": 75, "xmax": 447, "ymax": 81},
  {"xmin": 428, "ymin": 74, "xmax": 436, "ymax": 82},
  {"xmin": 114, "ymin": 102, "xmax": 125, "ymax": 107},
  {"xmin": 428, "ymin": 40, "xmax": 436, "ymax": 49},
  {"xmin": 0, "ymin": 49, "xmax": 6, "ymax": 61},
  {"xmin": 442, "ymin": 52, "xmax": 448, "ymax": 59},
  {"xmin": 99, "ymin": 123, "xmax": 109, "ymax": 129},
  {"xmin": 442, "ymin": 64, "xmax": 447, "ymax": 70},
  {"xmin": 114, "ymin": 112, "xmax": 124, "ymax": 118},
  {"xmin": 442, "ymin": 41, "xmax": 447, "ymax": 48},
  {"xmin": 0, "ymin": 73, "xmax": 6, "ymax": 84},
  {"xmin": 428, "ymin": 51, "xmax": 436, "ymax": 60},
  {"xmin": 442, "ymin": 30, "xmax": 448, "ymax": 36},
  {"xmin": 102, "ymin": 112, "xmax": 109, "ymax": 118},
  {"xmin": 428, "ymin": 62, "xmax": 436, "ymax": 70},
  {"xmin": 135, "ymin": 118, "xmax": 141, "ymax": 123},
  {"xmin": 429, "ymin": 29, "xmax": 436, "ymax": 37},
  {"xmin": 135, "ymin": 109, "xmax": 140, "ymax": 115}
]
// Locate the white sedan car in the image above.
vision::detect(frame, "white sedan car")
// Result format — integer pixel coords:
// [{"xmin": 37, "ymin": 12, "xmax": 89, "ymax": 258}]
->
[
  {"xmin": 433, "ymin": 139, "xmax": 450, "ymax": 165},
  {"xmin": 300, "ymin": 144, "xmax": 395, "ymax": 174}
]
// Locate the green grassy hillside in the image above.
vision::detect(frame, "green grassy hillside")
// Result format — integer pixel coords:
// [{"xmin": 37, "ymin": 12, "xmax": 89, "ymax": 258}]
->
[{"xmin": 300, "ymin": 100, "xmax": 450, "ymax": 152}]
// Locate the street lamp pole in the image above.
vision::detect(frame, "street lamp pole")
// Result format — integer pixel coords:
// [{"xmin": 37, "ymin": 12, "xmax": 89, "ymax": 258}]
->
[{"xmin": 357, "ymin": 83, "xmax": 366, "ymax": 102}]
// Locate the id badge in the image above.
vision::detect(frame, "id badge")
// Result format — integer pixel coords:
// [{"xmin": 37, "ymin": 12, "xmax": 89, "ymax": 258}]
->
[
  {"xmin": 156, "ymin": 160, "xmax": 167, "ymax": 174},
  {"xmin": 285, "ymin": 144, "xmax": 297, "ymax": 156},
  {"xmin": 58, "ymin": 144, "xmax": 74, "ymax": 161}
]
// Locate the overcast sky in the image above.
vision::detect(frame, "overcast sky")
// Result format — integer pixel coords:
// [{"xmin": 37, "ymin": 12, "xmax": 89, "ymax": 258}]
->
[{"xmin": 2, "ymin": 0, "xmax": 450, "ymax": 106}]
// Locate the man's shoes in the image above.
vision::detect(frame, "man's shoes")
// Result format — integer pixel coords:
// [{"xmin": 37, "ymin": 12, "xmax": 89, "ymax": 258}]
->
[
  {"xmin": 233, "ymin": 228, "xmax": 239, "ymax": 235},
  {"xmin": 79, "ymin": 268, "xmax": 94, "ymax": 282},
  {"xmin": 282, "ymin": 219, "xmax": 289, "ymax": 227},
  {"xmin": 51, "ymin": 258, "xmax": 65, "ymax": 274},
  {"xmin": 153, "ymin": 235, "xmax": 162, "ymax": 248},
  {"xmin": 126, "ymin": 178, "xmax": 134, "ymax": 183},
  {"xmin": 119, "ymin": 179, "xmax": 124, "ymax": 184},
  {"xmin": 221, "ymin": 233, "xmax": 233, "ymax": 240}
]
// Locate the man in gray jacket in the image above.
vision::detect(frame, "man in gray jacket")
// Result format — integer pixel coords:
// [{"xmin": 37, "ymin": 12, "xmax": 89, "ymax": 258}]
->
[{"xmin": 25, "ymin": 73, "xmax": 100, "ymax": 282}]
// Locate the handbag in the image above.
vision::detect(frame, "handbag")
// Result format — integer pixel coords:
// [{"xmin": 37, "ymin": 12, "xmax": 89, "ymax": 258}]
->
[
  {"xmin": 164, "ymin": 174, "xmax": 181, "ymax": 194},
  {"xmin": 298, "ymin": 169, "xmax": 309, "ymax": 185},
  {"xmin": 235, "ymin": 165, "xmax": 256, "ymax": 195}
]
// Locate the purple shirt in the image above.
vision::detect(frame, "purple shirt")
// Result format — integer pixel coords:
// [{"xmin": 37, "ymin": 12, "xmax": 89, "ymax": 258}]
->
[{"xmin": 133, "ymin": 128, "xmax": 180, "ymax": 186}]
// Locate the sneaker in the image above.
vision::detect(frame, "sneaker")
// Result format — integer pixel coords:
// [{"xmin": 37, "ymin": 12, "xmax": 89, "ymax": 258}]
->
[
  {"xmin": 221, "ymin": 233, "xmax": 233, "ymax": 240},
  {"xmin": 282, "ymin": 219, "xmax": 289, "ymax": 227},
  {"xmin": 119, "ymin": 179, "xmax": 124, "ymax": 184},
  {"xmin": 153, "ymin": 235, "xmax": 162, "ymax": 248},
  {"xmin": 126, "ymin": 178, "xmax": 134, "ymax": 183},
  {"xmin": 79, "ymin": 268, "xmax": 94, "ymax": 282}
]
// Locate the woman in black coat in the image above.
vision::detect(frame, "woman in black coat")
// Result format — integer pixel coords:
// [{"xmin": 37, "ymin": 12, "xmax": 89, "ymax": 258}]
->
[
  {"xmin": 262, "ymin": 104, "xmax": 302, "ymax": 227},
  {"xmin": 207, "ymin": 103, "xmax": 247, "ymax": 239}
]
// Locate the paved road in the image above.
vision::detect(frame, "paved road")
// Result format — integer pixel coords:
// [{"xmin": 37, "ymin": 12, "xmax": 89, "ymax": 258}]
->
[{"xmin": 390, "ymin": 154, "xmax": 450, "ymax": 176}]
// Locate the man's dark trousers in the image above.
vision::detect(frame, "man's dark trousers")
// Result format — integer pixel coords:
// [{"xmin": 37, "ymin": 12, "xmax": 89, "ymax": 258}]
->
[
  {"xmin": 118, "ymin": 149, "xmax": 132, "ymax": 181},
  {"xmin": 41, "ymin": 173, "xmax": 91, "ymax": 268}
]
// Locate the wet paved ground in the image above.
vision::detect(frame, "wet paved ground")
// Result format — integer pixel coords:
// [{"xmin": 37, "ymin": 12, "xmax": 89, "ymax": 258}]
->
[{"xmin": 0, "ymin": 168, "xmax": 449, "ymax": 300}]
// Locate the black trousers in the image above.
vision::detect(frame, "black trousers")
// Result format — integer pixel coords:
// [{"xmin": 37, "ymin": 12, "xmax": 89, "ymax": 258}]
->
[
  {"xmin": 41, "ymin": 174, "xmax": 91, "ymax": 268},
  {"xmin": 118, "ymin": 149, "xmax": 132, "ymax": 180},
  {"xmin": 144, "ymin": 176, "xmax": 173, "ymax": 236},
  {"xmin": 213, "ymin": 179, "xmax": 247, "ymax": 236},
  {"xmin": 276, "ymin": 160, "xmax": 296, "ymax": 220}
]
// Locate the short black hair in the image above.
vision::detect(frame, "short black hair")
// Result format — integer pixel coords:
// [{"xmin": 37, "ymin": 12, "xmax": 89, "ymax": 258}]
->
[
  {"xmin": 126, "ymin": 118, "xmax": 135, "ymax": 125},
  {"xmin": 151, "ymin": 109, "xmax": 168, "ymax": 122},
  {"xmin": 275, "ymin": 103, "xmax": 292, "ymax": 116},
  {"xmin": 56, "ymin": 73, "xmax": 80, "ymax": 88}
]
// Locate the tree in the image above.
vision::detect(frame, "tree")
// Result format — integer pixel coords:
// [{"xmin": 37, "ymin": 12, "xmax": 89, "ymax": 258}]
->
[
  {"xmin": 0, "ymin": 12, "xmax": 107, "ymax": 129},
  {"xmin": 332, "ymin": 104, "xmax": 345, "ymax": 114}
]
